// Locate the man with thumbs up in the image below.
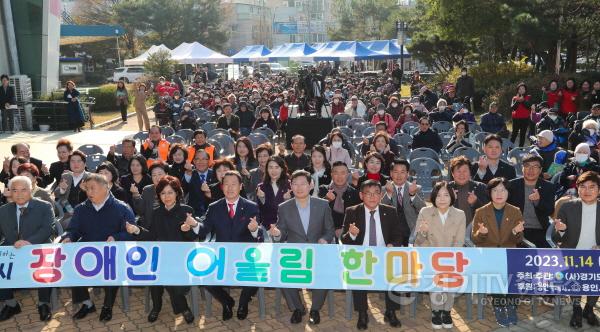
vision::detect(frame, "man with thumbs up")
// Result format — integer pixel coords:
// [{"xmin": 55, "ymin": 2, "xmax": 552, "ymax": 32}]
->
[
  {"xmin": 553, "ymin": 171, "xmax": 600, "ymax": 328},
  {"xmin": 508, "ymin": 154, "xmax": 555, "ymax": 248},
  {"xmin": 341, "ymin": 180, "xmax": 406, "ymax": 330},
  {"xmin": 381, "ymin": 159, "xmax": 425, "ymax": 244},
  {"xmin": 270, "ymin": 170, "xmax": 334, "ymax": 325},
  {"xmin": 196, "ymin": 170, "xmax": 261, "ymax": 321}
]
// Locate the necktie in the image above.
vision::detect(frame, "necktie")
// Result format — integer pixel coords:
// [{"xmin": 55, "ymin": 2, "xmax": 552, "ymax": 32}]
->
[
  {"xmin": 397, "ymin": 187, "xmax": 403, "ymax": 208},
  {"xmin": 369, "ymin": 210, "xmax": 377, "ymax": 246},
  {"xmin": 18, "ymin": 207, "xmax": 26, "ymax": 237},
  {"xmin": 200, "ymin": 173, "xmax": 206, "ymax": 182},
  {"xmin": 228, "ymin": 203, "xmax": 235, "ymax": 218}
]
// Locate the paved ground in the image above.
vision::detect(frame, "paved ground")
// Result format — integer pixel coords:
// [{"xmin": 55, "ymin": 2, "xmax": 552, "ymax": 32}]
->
[
  {"xmin": 1, "ymin": 287, "xmax": 598, "ymax": 332},
  {"xmin": 1, "ymin": 113, "xmax": 599, "ymax": 331}
]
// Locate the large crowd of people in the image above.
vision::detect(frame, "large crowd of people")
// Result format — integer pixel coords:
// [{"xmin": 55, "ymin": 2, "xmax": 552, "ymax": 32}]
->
[{"xmin": 0, "ymin": 66, "xmax": 599, "ymax": 330}]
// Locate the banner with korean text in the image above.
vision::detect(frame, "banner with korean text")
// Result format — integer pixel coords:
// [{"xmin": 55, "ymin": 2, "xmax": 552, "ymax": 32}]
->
[{"xmin": 0, "ymin": 243, "xmax": 598, "ymax": 296}]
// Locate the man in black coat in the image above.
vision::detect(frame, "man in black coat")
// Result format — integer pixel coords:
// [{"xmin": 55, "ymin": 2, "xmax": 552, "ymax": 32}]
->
[
  {"xmin": 471, "ymin": 134, "xmax": 516, "ymax": 184},
  {"xmin": 318, "ymin": 161, "xmax": 361, "ymax": 238},
  {"xmin": 0, "ymin": 74, "xmax": 16, "ymax": 133},
  {"xmin": 508, "ymin": 155, "xmax": 555, "ymax": 248},
  {"xmin": 447, "ymin": 156, "xmax": 489, "ymax": 224},
  {"xmin": 455, "ymin": 67, "xmax": 475, "ymax": 100},
  {"xmin": 411, "ymin": 116, "xmax": 443, "ymax": 153}
]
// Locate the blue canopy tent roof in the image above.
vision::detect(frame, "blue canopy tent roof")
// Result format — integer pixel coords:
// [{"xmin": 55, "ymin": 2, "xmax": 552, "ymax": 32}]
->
[
  {"xmin": 230, "ymin": 45, "xmax": 272, "ymax": 63},
  {"xmin": 307, "ymin": 41, "xmax": 387, "ymax": 61},
  {"xmin": 302, "ymin": 41, "xmax": 352, "ymax": 61},
  {"xmin": 260, "ymin": 43, "xmax": 318, "ymax": 61},
  {"xmin": 360, "ymin": 40, "xmax": 410, "ymax": 59}
]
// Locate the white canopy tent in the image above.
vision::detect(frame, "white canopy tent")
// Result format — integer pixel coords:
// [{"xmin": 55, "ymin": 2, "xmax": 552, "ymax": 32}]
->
[
  {"xmin": 123, "ymin": 44, "xmax": 171, "ymax": 66},
  {"xmin": 170, "ymin": 41, "xmax": 232, "ymax": 64}
]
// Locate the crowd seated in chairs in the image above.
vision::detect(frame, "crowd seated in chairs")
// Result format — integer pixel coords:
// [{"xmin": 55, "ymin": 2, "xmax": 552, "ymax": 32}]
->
[{"xmin": 2, "ymin": 71, "xmax": 600, "ymax": 330}]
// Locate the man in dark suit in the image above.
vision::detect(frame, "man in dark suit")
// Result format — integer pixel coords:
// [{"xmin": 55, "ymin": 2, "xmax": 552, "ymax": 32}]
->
[
  {"xmin": 508, "ymin": 154, "xmax": 554, "ymax": 248},
  {"xmin": 554, "ymin": 171, "xmax": 600, "ymax": 328},
  {"xmin": 447, "ymin": 156, "xmax": 489, "ymax": 224},
  {"xmin": 381, "ymin": 159, "xmax": 426, "ymax": 242},
  {"xmin": 11, "ymin": 143, "xmax": 52, "ymax": 187},
  {"xmin": 0, "ymin": 176, "xmax": 55, "ymax": 322},
  {"xmin": 0, "ymin": 74, "xmax": 16, "ymax": 133},
  {"xmin": 341, "ymin": 180, "xmax": 407, "ymax": 330},
  {"xmin": 197, "ymin": 170, "xmax": 261, "ymax": 321},
  {"xmin": 182, "ymin": 150, "xmax": 215, "ymax": 216},
  {"xmin": 471, "ymin": 134, "xmax": 516, "ymax": 183},
  {"xmin": 318, "ymin": 161, "xmax": 361, "ymax": 239},
  {"xmin": 270, "ymin": 170, "xmax": 335, "ymax": 325}
]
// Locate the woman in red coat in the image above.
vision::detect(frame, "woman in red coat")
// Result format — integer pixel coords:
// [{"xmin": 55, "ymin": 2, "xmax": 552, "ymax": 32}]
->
[
  {"xmin": 510, "ymin": 83, "xmax": 532, "ymax": 147},
  {"xmin": 542, "ymin": 80, "xmax": 561, "ymax": 109},
  {"xmin": 560, "ymin": 78, "xmax": 578, "ymax": 117}
]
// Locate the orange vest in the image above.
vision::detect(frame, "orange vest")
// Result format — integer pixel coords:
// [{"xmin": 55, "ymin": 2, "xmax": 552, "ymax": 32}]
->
[
  {"xmin": 143, "ymin": 139, "xmax": 170, "ymax": 167},
  {"xmin": 188, "ymin": 144, "xmax": 216, "ymax": 167}
]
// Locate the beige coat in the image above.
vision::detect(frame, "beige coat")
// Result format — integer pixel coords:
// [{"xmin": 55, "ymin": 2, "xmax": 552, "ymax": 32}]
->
[{"xmin": 414, "ymin": 206, "xmax": 466, "ymax": 247}]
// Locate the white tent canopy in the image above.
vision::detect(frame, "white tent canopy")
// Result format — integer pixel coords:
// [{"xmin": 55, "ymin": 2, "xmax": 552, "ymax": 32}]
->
[
  {"xmin": 123, "ymin": 44, "xmax": 171, "ymax": 66},
  {"xmin": 170, "ymin": 41, "xmax": 232, "ymax": 64}
]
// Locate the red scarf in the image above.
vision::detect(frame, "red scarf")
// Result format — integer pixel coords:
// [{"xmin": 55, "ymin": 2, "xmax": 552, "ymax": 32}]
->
[{"xmin": 366, "ymin": 172, "xmax": 381, "ymax": 181}]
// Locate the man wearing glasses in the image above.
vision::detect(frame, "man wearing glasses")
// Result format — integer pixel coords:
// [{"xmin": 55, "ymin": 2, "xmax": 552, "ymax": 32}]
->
[
  {"xmin": 411, "ymin": 116, "xmax": 443, "ymax": 153},
  {"xmin": 341, "ymin": 180, "xmax": 406, "ymax": 330},
  {"xmin": 507, "ymin": 154, "xmax": 555, "ymax": 248}
]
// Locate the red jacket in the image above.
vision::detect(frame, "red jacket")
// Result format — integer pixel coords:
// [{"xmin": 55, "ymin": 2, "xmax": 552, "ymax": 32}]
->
[
  {"xmin": 560, "ymin": 89, "xmax": 578, "ymax": 115},
  {"xmin": 279, "ymin": 105, "xmax": 289, "ymax": 122},
  {"xmin": 511, "ymin": 95, "xmax": 531, "ymax": 119},
  {"xmin": 544, "ymin": 90, "xmax": 561, "ymax": 108}
]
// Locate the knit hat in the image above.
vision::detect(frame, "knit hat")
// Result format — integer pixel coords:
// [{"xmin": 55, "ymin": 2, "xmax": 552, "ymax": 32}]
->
[{"xmin": 536, "ymin": 130, "xmax": 554, "ymax": 143}]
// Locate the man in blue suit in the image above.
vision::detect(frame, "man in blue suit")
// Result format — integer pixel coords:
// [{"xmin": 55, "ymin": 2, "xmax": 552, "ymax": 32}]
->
[
  {"xmin": 182, "ymin": 150, "xmax": 215, "ymax": 216},
  {"xmin": 197, "ymin": 170, "xmax": 261, "ymax": 321},
  {"xmin": 0, "ymin": 176, "xmax": 55, "ymax": 322}
]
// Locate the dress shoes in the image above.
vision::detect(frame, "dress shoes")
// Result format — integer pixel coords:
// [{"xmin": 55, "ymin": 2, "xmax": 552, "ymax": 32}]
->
[
  {"xmin": 0, "ymin": 304, "xmax": 21, "ymax": 321},
  {"xmin": 308, "ymin": 309, "xmax": 320, "ymax": 325},
  {"xmin": 72, "ymin": 304, "xmax": 96, "ymax": 320},
  {"xmin": 99, "ymin": 306, "xmax": 112, "ymax": 322},
  {"xmin": 384, "ymin": 309, "xmax": 401, "ymax": 327},
  {"xmin": 222, "ymin": 300, "xmax": 235, "ymax": 321},
  {"xmin": 290, "ymin": 309, "xmax": 305, "ymax": 324},
  {"xmin": 38, "ymin": 304, "xmax": 52, "ymax": 321}
]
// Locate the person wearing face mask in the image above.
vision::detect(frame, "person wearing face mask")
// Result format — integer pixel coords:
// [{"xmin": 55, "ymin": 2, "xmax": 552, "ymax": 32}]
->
[
  {"xmin": 529, "ymin": 130, "xmax": 561, "ymax": 176},
  {"xmin": 269, "ymin": 94, "xmax": 284, "ymax": 117},
  {"xmin": 344, "ymin": 95, "xmax": 367, "ymax": 119},
  {"xmin": 252, "ymin": 107, "xmax": 278, "ymax": 132},
  {"xmin": 429, "ymin": 99, "xmax": 454, "ymax": 123},
  {"xmin": 370, "ymin": 104, "xmax": 396, "ymax": 135},
  {"xmin": 386, "ymin": 96, "xmax": 402, "ymax": 119},
  {"xmin": 536, "ymin": 107, "xmax": 566, "ymax": 134},
  {"xmin": 178, "ymin": 101, "xmax": 197, "ymax": 130},
  {"xmin": 326, "ymin": 132, "xmax": 352, "ymax": 166},
  {"xmin": 330, "ymin": 94, "xmax": 345, "ymax": 115},
  {"xmin": 395, "ymin": 105, "xmax": 419, "ymax": 131},
  {"xmin": 170, "ymin": 91, "xmax": 185, "ymax": 116},
  {"xmin": 569, "ymin": 119, "xmax": 599, "ymax": 150},
  {"xmin": 560, "ymin": 143, "xmax": 600, "ymax": 190},
  {"xmin": 455, "ymin": 67, "xmax": 475, "ymax": 100}
]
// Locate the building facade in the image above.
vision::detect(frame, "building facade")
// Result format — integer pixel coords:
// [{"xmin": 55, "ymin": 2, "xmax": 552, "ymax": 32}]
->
[
  {"xmin": 221, "ymin": 0, "xmax": 273, "ymax": 54},
  {"xmin": 0, "ymin": 0, "xmax": 60, "ymax": 95}
]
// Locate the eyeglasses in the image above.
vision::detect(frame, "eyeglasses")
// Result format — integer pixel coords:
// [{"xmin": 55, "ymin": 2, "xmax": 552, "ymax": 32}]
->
[
  {"xmin": 523, "ymin": 164, "xmax": 541, "ymax": 170},
  {"xmin": 362, "ymin": 191, "xmax": 381, "ymax": 197}
]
